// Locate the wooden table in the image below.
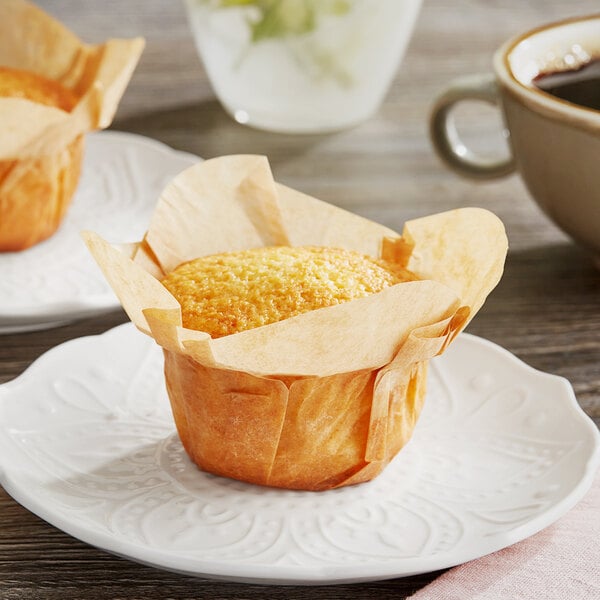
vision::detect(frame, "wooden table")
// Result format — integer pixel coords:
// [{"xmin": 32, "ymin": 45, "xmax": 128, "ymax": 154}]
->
[{"xmin": 1, "ymin": 1, "xmax": 599, "ymax": 598}]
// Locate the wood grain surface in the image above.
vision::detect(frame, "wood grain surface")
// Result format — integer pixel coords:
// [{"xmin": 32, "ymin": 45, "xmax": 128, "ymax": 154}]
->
[{"xmin": 1, "ymin": 1, "xmax": 599, "ymax": 598}]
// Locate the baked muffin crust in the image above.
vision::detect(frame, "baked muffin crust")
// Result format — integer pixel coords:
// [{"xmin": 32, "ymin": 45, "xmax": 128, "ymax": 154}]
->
[{"xmin": 162, "ymin": 245, "xmax": 417, "ymax": 338}]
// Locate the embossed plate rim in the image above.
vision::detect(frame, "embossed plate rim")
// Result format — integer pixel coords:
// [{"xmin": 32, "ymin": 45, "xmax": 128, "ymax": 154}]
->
[
  {"xmin": 0, "ymin": 324, "xmax": 598, "ymax": 585},
  {"xmin": 0, "ymin": 131, "xmax": 199, "ymax": 331}
]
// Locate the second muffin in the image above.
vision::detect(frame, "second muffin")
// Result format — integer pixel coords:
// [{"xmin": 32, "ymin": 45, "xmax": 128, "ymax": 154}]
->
[
  {"xmin": 0, "ymin": 0, "xmax": 144, "ymax": 251},
  {"xmin": 0, "ymin": 67, "xmax": 83, "ymax": 251}
]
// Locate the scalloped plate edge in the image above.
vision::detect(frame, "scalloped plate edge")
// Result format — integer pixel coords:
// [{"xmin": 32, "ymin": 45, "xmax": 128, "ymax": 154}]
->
[{"xmin": 0, "ymin": 324, "xmax": 598, "ymax": 584}]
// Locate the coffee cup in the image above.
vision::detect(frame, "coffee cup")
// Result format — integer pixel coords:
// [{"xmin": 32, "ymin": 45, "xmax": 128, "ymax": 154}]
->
[{"xmin": 430, "ymin": 14, "xmax": 600, "ymax": 260}]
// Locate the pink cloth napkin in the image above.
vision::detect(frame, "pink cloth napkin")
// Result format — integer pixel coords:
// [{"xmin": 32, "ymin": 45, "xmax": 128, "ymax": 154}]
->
[{"xmin": 408, "ymin": 471, "xmax": 600, "ymax": 600}]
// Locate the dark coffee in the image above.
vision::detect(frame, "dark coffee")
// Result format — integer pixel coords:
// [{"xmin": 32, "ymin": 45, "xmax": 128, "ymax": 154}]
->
[{"xmin": 534, "ymin": 57, "xmax": 600, "ymax": 111}]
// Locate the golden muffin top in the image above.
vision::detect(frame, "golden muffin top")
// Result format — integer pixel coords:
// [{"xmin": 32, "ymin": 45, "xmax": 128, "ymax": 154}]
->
[
  {"xmin": 0, "ymin": 66, "xmax": 77, "ymax": 112},
  {"xmin": 161, "ymin": 245, "xmax": 417, "ymax": 338}
]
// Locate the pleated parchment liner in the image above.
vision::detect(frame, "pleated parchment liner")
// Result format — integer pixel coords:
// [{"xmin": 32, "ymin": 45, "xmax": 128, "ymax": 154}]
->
[
  {"xmin": 0, "ymin": 0, "xmax": 144, "ymax": 249},
  {"xmin": 84, "ymin": 155, "xmax": 508, "ymax": 491}
]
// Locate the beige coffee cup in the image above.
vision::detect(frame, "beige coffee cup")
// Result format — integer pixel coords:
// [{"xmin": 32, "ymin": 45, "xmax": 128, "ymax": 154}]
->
[{"xmin": 430, "ymin": 15, "xmax": 600, "ymax": 260}]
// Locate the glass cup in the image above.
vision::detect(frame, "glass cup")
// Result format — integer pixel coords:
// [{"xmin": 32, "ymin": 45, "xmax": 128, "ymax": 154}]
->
[{"xmin": 184, "ymin": 0, "xmax": 422, "ymax": 133}]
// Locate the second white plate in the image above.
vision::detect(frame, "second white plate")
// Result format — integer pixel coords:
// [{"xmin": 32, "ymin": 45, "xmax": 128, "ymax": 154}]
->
[
  {"xmin": 0, "ymin": 324, "xmax": 598, "ymax": 584},
  {"xmin": 0, "ymin": 131, "xmax": 199, "ymax": 333}
]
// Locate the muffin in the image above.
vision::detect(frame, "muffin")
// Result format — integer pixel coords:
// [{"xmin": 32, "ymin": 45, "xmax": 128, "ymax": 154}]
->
[
  {"xmin": 161, "ymin": 245, "xmax": 418, "ymax": 337},
  {"xmin": 0, "ymin": 67, "xmax": 83, "ymax": 251},
  {"xmin": 0, "ymin": 0, "xmax": 144, "ymax": 251},
  {"xmin": 84, "ymin": 154, "xmax": 508, "ymax": 491}
]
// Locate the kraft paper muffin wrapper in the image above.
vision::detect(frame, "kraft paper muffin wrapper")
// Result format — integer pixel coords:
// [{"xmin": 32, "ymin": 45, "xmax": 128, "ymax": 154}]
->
[
  {"xmin": 0, "ymin": 0, "xmax": 144, "ymax": 160},
  {"xmin": 83, "ymin": 155, "xmax": 507, "ymax": 490}
]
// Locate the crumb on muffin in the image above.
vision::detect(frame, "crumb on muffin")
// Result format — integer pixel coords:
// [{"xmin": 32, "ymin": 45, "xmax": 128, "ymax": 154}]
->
[{"xmin": 161, "ymin": 245, "xmax": 417, "ymax": 338}]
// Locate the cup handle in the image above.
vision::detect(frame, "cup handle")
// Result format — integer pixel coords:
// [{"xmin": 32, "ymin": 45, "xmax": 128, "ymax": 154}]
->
[{"xmin": 429, "ymin": 73, "xmax": 516, "ymax": 179}]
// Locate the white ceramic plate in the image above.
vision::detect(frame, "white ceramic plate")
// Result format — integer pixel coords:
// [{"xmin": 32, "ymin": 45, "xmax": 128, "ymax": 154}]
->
[
  {"xmin": 0, "ymin": 324, "xmax": 597, "ymax": 585},
  {"xmin": 0, "ymin": 131, "xmax": 198, "ymax": 333}
]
